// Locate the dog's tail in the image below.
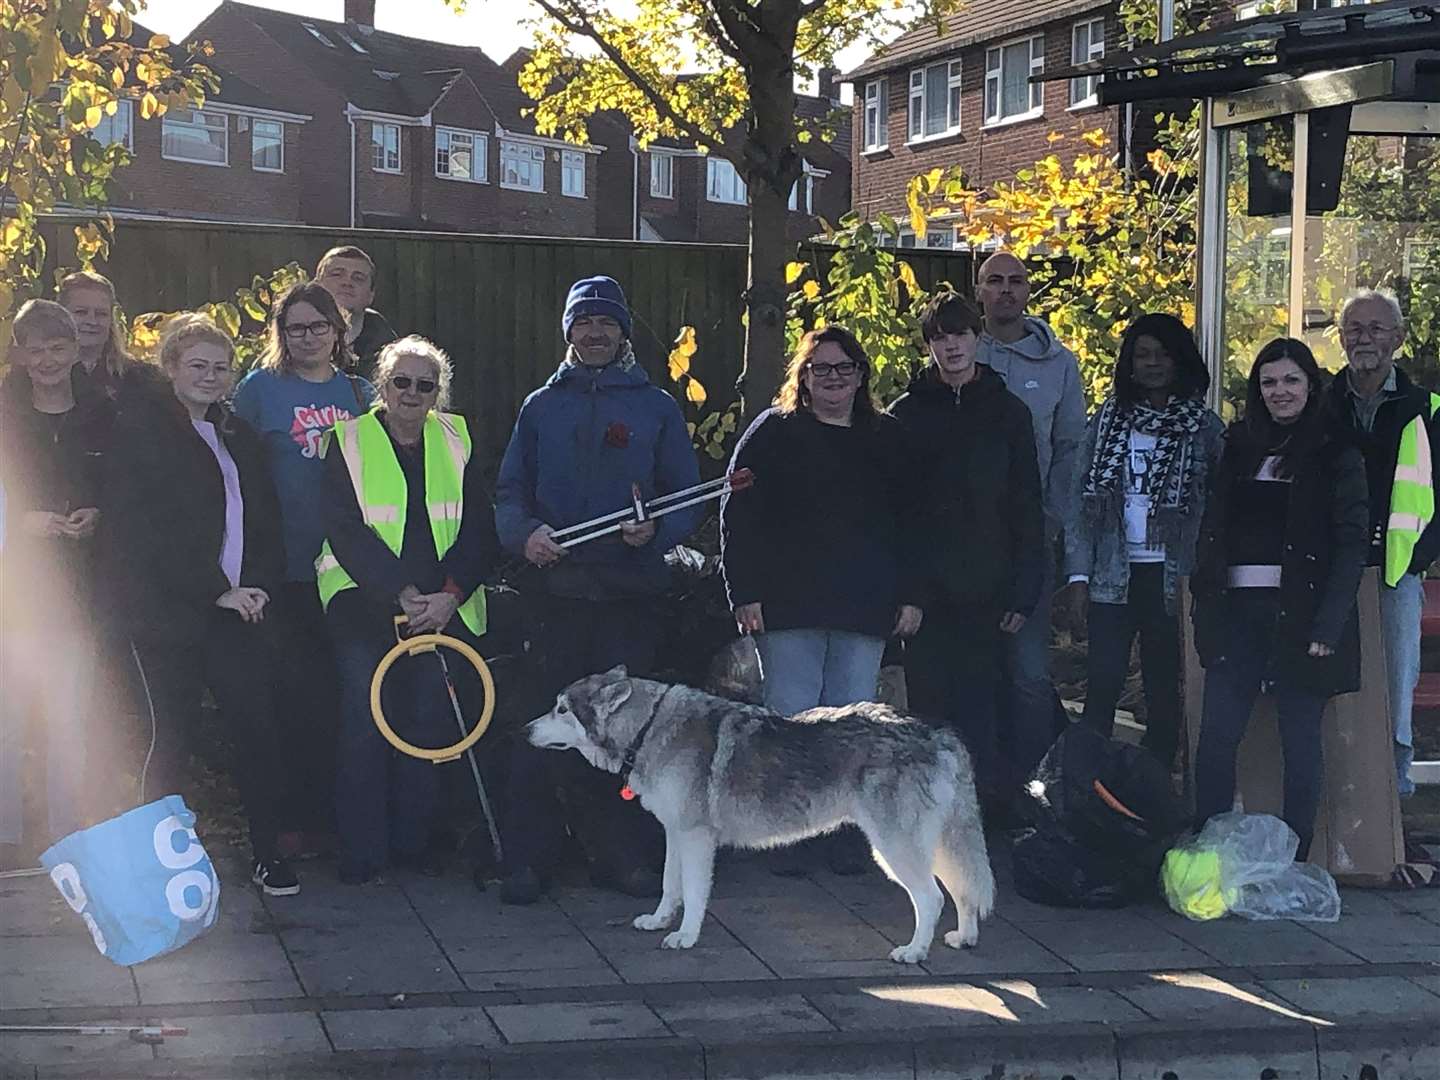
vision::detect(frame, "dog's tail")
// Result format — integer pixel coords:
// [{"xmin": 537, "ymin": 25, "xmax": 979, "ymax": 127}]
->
[{"xmin": 933, "ymin": 749, "xmax": 995, "ymax": 925}]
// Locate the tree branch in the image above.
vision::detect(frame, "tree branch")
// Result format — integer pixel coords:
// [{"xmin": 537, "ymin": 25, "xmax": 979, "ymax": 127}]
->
[{"xmin": 797, "ymin": 0, "xmax": 830, "ymax": 18}]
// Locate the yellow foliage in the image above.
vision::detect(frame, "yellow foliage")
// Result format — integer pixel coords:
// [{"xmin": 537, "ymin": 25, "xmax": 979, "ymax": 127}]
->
[{"xmin": 685, "ymin": 377, "xmax": 707, "ymax": 406}]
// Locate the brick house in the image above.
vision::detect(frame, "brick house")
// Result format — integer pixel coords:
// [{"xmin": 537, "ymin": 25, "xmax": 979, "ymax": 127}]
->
[{"xmin": 844, "ymin": 0, "xmax": 1125, "ymax": 248}]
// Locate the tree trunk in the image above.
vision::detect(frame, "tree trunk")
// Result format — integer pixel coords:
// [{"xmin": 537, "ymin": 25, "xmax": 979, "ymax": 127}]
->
[{"xmin": 739, "ymin": 180, "xmax": 792, "ymax": 429}]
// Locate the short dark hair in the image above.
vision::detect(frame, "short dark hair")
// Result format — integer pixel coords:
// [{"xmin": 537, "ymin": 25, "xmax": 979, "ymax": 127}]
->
[
  {"xmin": 919, "ymin": 291, "xmax": 982, "ymax": 343},
  {"xmin": 316, "ymin": 245, "xmax": 376, "ymax": 280},
  {"xmin": 1114, "ymin": 313, "xmax": 1210, "ymax": 405}
]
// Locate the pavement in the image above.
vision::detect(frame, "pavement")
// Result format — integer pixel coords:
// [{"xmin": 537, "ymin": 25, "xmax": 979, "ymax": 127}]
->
[{"xmin": 2, "ymin": 845, "xmax": 1438, "ymax": 1080}]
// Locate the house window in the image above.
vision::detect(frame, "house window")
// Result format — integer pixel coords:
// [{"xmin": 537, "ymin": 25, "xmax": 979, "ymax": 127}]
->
[
  {"xmin": 863, "ymin": 78, "xmax": 888, "ymax": 151},
  {"xmin": 1070, "ymin": 18, "xmax": 1105, "ymax": 107},
  {"xmin": 985, "ymin": 34, "xmax": 1045, "ymax": 125},
  {"xmin": 706, "ymin": 157, "xmax": 746, "ymax": 204},
  {"xmin": 908, "ymin": 59, "xmax": 962, "ymax": 141},
  {"xmin": 436, "ymin": 127, "xmax": 486, "ymax": 182},
  {"xmin": 93, "ymin": 99, "xmax": 133, "ymax": 151},
  {"xmin": 899, "ymin": 228, "xmax": 955, "ymax": 249},
  {"xmin": 650, "ymin": 152, "xmax": 674, "ymax": 198},
  {"xmin": 251, "ymin": 119, "xmax": 284, "ymax": 172},
  {"xmin": 500, "ymin": 139, "xmax": 545, "ymax": 192},
  {"xmin": 301, "ymin": 22, "xmax": 336, "ymax": 47},
  {"xmin": 1258, "ymin": 230, "xmax": 1291, "ymax": 302},
  {"xmin": 1405, "ymin": 237, "xmax": 1440, "ymax": 278},
  {"xmin": 788, "ymin": 172, "xmax": 815, "ymax": 214},
  {"xmin": 161, "ymin": 108, "xmax": 228, "ymax": 165},
  {"xmin": 561, "ymin": 150, "xmax": 585, "ymax": 197},
  {"xmin": 371, "ymin": 122, "xmax": 401, "ymax": 172}
]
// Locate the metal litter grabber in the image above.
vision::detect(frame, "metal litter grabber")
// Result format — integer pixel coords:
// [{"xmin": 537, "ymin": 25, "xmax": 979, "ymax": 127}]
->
[
  {"xmin": 550, "ymin": 469, "xmax": 754, "ymax": 549},
  {"xmin": 0, "ymin": 1024, "xmax": 188, "ymax": 1045}
]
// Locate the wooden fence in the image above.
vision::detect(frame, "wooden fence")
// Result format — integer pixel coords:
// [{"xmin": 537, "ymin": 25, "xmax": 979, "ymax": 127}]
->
[{"xmin": 39, "ymin": 218, "xmax": 973, "ymax": 475}]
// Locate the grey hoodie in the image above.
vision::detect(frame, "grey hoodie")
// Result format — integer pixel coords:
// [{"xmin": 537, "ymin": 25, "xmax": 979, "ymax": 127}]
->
[{"xmin": 976, "ymin": 315, "xmax": 1086, "ymax": 538}]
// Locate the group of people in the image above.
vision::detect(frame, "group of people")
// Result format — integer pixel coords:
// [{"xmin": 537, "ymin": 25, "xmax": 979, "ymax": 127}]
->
[{"xmin": 1, "ymin": 240, "xmax": 1431, "ymax": 907}]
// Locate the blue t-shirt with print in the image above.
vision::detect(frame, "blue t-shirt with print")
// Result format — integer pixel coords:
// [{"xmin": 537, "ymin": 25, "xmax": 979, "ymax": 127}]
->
[{"xmin": 233, "ymin": 367, "xmax": 375, "ymax": 582}]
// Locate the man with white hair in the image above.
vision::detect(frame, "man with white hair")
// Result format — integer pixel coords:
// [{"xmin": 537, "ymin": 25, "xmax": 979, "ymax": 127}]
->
[{"xmin": 1325, "ymin": 288, "xmax": 1440, "ymax": 800}]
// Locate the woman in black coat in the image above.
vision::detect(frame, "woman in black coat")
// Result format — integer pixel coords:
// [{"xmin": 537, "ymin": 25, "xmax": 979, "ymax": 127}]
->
[
  {"xmin": 1190, "ymin": 338, "xmax": 1369, "ymax": 860},
  {"xmin": 107, "ymin": 313, "xmax": 300, "ymax": 896}
]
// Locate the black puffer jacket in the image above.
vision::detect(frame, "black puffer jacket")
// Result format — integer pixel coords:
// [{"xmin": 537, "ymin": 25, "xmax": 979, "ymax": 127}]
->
[
  {"xmin": 1191, "ymin": 427, "xmax": 1369, "ymax": 696},
  {"xmin": 887, "ymin": 365, "xmax": 1044, "ymax": 616},
  {"xmin": 106, "ymin": 393, "xmax": 284, "ymax": 642}
]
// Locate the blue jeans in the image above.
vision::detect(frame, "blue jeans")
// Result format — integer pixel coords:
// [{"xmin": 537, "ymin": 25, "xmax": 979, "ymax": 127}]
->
[
  {"xmin": 0, "ymin": 630, "xmax": 93, "ymax": 849},
  {"xmin": 1380, "ymin": 572, "xmax": 1423, "ymax": 798},
  {"xmin": 755, "ymin": 629, "xmax": 885, "ymax": 715},
  {"xmin": 1002, "ymin": 557, "xmax": 1056, "ymax": 781},
  {"xmin": 1193, "ymin": 589, "xmax": 1326, "ymax": 861}
]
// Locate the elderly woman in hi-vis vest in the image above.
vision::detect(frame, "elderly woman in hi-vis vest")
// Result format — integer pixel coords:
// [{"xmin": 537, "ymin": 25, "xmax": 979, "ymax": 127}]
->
[{"xmin": 318, "ymin": 336, "xmax": 500, "ymax": 886}]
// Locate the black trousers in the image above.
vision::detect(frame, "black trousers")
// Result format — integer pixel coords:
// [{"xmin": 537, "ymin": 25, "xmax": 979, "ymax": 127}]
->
[
  {"xmin": 270, "ymin": 582, "xmax": 341, "ymax": 832},
  {"xmin": 1081, "ymin": 562, "xmax": 1182, "ymax": 765},
  {"xmin": 132, "ymin": 609, "xmax": 291, "ymax": 863},
  {"xmin": 501, "ymin": 592, "xmax": 664, "ymax": 877},
  {"xmin": 903, "ymin": 603, "xmax": 1003, "ymax": 797}
]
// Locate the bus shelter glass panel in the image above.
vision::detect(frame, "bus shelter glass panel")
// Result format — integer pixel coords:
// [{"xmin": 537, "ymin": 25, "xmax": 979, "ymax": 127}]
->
[
  {"xmin": 1300, "ymin": 132, "xmax": 1440, "ymax": 385},
  {"xmin": 1220, "ymin": 118, "xmax": 1294, "ymax": 416}
]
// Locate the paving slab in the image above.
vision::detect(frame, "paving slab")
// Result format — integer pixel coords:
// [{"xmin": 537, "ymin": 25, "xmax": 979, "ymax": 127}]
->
[
  {"xmin": 1164, "ymin": 916, "xmax": 1365, "ymax": 967},
  {"xmin": 485, "ymin": 1000, "xmax": 669, "ymax": 1043},
  {"xmin": 915, "ymin": 1024, "xmax": 1121, "ymax": 1080},
  {"xmin": 1306, "ymin": 912, "xmax": 1440, "ymax": 963},
  {"xmin": 976, "ymin": 979, "xmax": 1149, "ymax": 1025},
  {"xmin": 602, "ymin": 945, "xmax": 776, "ymax": 984},
  {"xmin": 152, "ymin": 1010, "xmax": 330, "ymax": 1059},
  {"xmin": 653, "ymin": 993, "xmax": 834, "ymax": 1041},
  {"xmin": 260, "ymin": 877, "xmax": 418, "ymax": 932},
  {"xmin": 0, "ymin": 938, "xmax": 137, "ymax": 1010},
  {"xmin": 280, "ymin": 926, "xmax": 464, "ymax": 996},
  {"xmin": 132, "ymin": 931, "xmax": 301, "ymax": 1005},
  {"xmin": 703, "ymin": 1030, "xmax": 915, "ymax": 1080},
  {"xmin": 489, "ymin": 1037, "xmax": 706, "ymax": 1080},
  {"xmin": 1019, "ymin": 916, "xmax": 1215, "ymax": 973},
  {"xmin": 808, "ymin": 985, "xmax": 1004, "ymax": 1031},
  {"xmin": 917, "ymin": 921, "xmax": 1074, "ymax": 977},
  {"xmin": 1264, "ymin": 973, "xmax": 1440, "ymax": 1021},
  {"xmin": 322, "ymin": 1004, "xmax": 502, "ymax": 1051},
  {"xmin": 460, "ymin": 965, "xmax": 624, "ymax": 993},
  {"xmin": 1116, "ymin": 1023, "xmax": 1320, "ymax": 1079},
  {"xmin": 0, "ymin": 878, "xmax": 86, "ymax": 940},
  {"xmin": 1114, "ymin": 972, "xmax": 1313, "ymax": 1025},
  {"xmin": 1317, "ymin": 1019, "xmax": 1440, "ymax": 1080},
  {"xmin": 443, "ymin": 932, "xmax": 608, "ymax": 975}
]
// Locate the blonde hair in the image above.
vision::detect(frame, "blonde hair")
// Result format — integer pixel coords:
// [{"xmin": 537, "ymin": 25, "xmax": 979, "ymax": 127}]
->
[
  {"xmin": 57, "ymin": 270, "xmax": 133, "ymax": 378},
  {"xmin": 12, "ymin": 298, "xmax": 78, "ymax": 345},
  {"xmin": 374, "ymin": 334, "xmax": 453, "ymax": 409},
  {"xmin": 159, "ymin": 313, "xmax": 236, "ymax": 373}
]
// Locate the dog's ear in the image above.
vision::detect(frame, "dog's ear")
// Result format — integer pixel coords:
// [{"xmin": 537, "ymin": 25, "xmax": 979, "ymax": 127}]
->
[
  {"xmin": 600, "ymin": 664, "xmax": 628, "ymax": 682},
  {"xmin": 592, "ymin": 677, "xmax": 633, "ymax": 719}
]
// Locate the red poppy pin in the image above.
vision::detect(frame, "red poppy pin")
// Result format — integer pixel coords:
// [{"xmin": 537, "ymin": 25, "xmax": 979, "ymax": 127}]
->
[{"xmin": 604, "ymin": 421, "xmax": 630, "ymax": 449}]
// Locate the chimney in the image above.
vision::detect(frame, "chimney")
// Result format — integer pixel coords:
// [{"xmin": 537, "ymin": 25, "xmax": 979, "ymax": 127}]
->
[
  {"xmin": 345, "ymin": 0, "xmax": 376, "ymax": 26},
  {"xmin": 817, "ymin": 67, "xmax": 839, "ymax": 103}
]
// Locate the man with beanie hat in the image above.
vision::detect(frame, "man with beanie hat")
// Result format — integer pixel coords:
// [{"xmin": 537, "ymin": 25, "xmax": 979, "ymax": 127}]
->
[{"xmin": 495, "ymin": 275, "xmax": 702, "ymax": 904}]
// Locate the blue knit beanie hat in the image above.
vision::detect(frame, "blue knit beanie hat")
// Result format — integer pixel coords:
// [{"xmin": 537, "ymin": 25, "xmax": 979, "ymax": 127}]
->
[{"xmin": 562, "ymin": 276, "xmax": 632, "ymax": 341}]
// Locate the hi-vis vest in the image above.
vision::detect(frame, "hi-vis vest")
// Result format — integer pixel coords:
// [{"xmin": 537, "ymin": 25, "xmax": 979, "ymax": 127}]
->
[
  {"xmin": 1385, "ymin": 393, "xmax": 1440, "ymax": 588},
  {"xmin": 314, "ymin": 409, "xmax": 487, "ymax": 635}
]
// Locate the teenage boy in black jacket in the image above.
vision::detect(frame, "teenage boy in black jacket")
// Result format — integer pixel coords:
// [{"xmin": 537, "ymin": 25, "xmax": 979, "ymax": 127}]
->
[{"xmin": 889, "ymin": 292, "xmax": 1044, "ymax": 803}]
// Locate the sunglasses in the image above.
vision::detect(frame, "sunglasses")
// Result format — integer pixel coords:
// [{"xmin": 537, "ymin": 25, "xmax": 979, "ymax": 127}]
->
[{"xmin": 390, "ymin": 375, "xmax": 437, "ymax": 394}]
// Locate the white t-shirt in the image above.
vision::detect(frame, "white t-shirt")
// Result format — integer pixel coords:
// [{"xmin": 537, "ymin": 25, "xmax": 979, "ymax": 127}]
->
[{"xmin": 1125, "ymin": 430, "xmax": 1165, "ymax": 563}]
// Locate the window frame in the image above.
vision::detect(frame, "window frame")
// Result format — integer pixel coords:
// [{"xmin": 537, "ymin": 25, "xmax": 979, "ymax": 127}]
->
[
  {"xmin": 161, "ymin": 107, "xmax": 230, "ymax": 167},
  {"xmin": 250, "ymin": 118, "xmax": 284, "ymax": 173},
  {"xmin": 788, "ymin": 170, "xmax": 817, "ymax": 215},
  {"xmin": 863, "ymin": 78, "xmax": 889, "ymax": 152},
  {"xmin": 705, "ymin": 156, "xmax": 747, "ymax": 205},
  {"xmin": 649, "ymin": 152, "xmax": 675, "ymax": 198},
  {"xmin": 435, "ymin": 126, "xmax": 487, "ymax": 183},
  {"xmin": 1069, "ymin": 18, "xmax": 1106, "ymax": 108},
  {"xmin": 984, "ymin": 33, "xmax": 1046, "ymax": 127},
  {"xmin": 499, "ymin": 138, "xmax": 546, "ymax": 193},
  {"xmin": 561, "ymin": 149, "xmax": 586, "ymax": 198},
  {"xmin": 371, "ymin": 121, "xmax": 402, "ymax": 173},
  {"xmin": 93, "ymin": 98, "xmax": 134, "ymax": 152},
  {"xmin": 907, "ymin": 58, "xmax": 962, "ymax": 143}
]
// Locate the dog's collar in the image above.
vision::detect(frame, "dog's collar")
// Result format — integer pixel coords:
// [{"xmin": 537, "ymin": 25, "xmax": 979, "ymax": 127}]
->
[{"xmin": 617, "ymin": 685, "xmax": 676, "ymax": 801}]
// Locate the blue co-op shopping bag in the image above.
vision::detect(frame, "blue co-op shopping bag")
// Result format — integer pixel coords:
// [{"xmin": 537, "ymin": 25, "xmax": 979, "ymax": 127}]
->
[{"xmin": 39, "ymin": 795, "xmax": 221, "ymax": 966}]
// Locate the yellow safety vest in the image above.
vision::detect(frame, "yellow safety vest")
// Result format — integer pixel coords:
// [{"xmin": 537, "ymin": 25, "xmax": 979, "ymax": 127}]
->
[
  {"xmin": 314, "ymin": 408, "xmax": 487, "ymax": 635},
  {"xmin": 1384, "ymin": 393, "xmax": 1440, "ymax": 588}
]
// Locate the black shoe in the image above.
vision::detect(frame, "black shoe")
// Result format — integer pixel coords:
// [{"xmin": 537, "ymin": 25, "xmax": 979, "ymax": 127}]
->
[
  {"xmin": 500, "ymin": 865, "xmax": 542, "ymax": 905},
  {"xmin": 252, "ymin": 857, "xmax": 301, "ymax": 897},
  {"xmin": 338, "ymin": 861, "xmax": 377, "ymax": 886}
]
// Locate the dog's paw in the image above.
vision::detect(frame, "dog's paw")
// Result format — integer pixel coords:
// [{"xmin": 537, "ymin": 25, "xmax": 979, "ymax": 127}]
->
[
  {"xmin": 661, "ymin": 929, "xmax": 699, "ymax": 950},
  {"xmin": 889, "ymin": 943, "xmax": 928, "ymax": 964},
  {"xmin": 944, "ymin": 929, "xmax": 978, "ymax": 950},
  {"xmin": 633, "ymin": 911, "xmax": 674, "ymax": 931}
]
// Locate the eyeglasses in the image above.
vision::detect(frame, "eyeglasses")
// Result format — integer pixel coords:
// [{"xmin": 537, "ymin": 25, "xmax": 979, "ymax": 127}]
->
[
  {"xmin": 390, "ymin": 375, "xmax": 437, "ymax": 394},
  {"xmin": 283, "ymin": 320, "xmax": 336, "ymax": 341},
  {"xmin": 807, "ymin": 360, "xmax": 860, "ymax": 378},
  {"xmin": 1342, "ymin": 322, "xmax": 1397, "ymax": 341}
]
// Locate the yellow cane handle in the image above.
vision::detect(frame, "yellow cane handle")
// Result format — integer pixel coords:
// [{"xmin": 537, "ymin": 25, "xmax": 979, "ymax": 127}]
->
[{"xmin": 369, "ymin": 631, "xmax": 496, "ymax": 763}]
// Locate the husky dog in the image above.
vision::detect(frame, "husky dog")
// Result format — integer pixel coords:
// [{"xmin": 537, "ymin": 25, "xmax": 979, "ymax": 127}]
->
[{"xmin": 525, "ymin": 666, "xmax": 995, "ymax": 964}]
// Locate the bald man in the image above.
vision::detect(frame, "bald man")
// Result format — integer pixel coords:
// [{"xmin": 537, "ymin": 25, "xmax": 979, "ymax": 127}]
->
[{"xmin": 974, "ymin": 252, "xmax": 1086, "ymax": 789}]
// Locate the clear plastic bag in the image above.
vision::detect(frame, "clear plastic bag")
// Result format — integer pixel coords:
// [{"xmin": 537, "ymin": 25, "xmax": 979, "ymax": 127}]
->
[
  {"xmin": 1200, "ymin": 812, "xmax": 1299, "ymax": 892},
  {"xmin": 1162, "ymin": 812, "xmax": 1315, "ymax": 921},
  {"xmin": 1231, "ymin": 861, "xmax": 1341, "ymax": 923}
]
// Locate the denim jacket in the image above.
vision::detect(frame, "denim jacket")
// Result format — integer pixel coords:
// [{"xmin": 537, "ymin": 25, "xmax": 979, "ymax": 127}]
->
[{"xmin": 1063, "ymin": 403, "xmax": 1225, "ymax": 613}]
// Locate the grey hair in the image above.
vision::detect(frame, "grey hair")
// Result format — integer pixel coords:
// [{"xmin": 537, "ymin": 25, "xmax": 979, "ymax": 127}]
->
[
  {"xmin": 374, "ymin": 334, "xmax": 453, "ymax": 409},
  {"xmin": 1339, "ymin": 287, "xmax": 1404, "ymax": 330}
]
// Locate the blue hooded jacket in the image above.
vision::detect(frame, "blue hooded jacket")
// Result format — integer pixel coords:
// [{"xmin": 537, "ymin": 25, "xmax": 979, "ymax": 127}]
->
[{"xmin": 495, "ymin": 350, "xmax": 702, "ymax": 598}]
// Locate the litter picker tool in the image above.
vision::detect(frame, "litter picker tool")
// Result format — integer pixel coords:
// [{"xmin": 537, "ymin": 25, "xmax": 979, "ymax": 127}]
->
[
  {"xmin": 0, "ymin": 1024, "xmax": 188, "ymax": 1045},
  {"xmin": 550, "ymin": 469, "xmax": 754, "ymax": 549}
]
